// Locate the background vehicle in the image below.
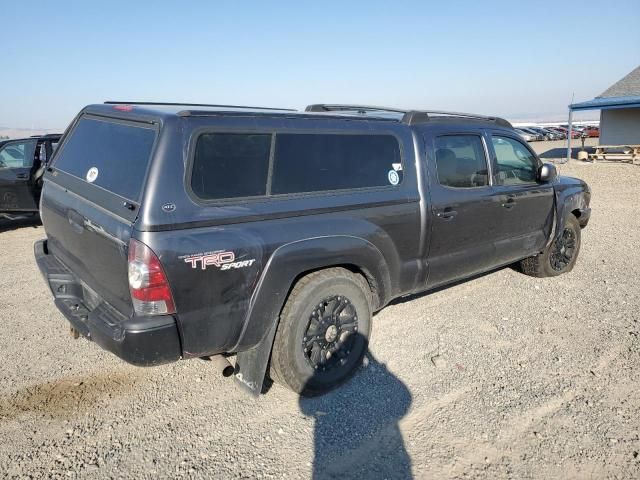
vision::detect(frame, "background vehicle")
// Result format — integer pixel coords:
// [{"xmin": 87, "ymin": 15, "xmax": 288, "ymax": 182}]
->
[
  {"xmin": 514, "ymin": 128, "xmax": 535, "ymax": 142},
  {"xmin": 35, "ymin": 102, "xmax": 591, "ymax": 397},
  {"xmin": 527, "ymin": 127, "xmax": 556, "ymax": 141},
  {"xmin": 545, "ymin": 127, "xmax": 567, "ymax": 140},
  {"xmin": 517, "ymin": 127, "xmax": 544, "ymax": 141},
  {"xmin": 583, "ymin": 126, "xmax": 600, "ymax": 137},
  {"xmin": 0, "ymin": 134, "xmax": 61, "ymax": 219},
  {"xmin": 541, "ymin": 128, "xmax": 563, "ymax": 140},
  {"xmin": 567, "ymin": 125, "xmax": 588, "ymax": 137},
  {"xmin": 556, "ymin": 126, "xmax": 582, "ymax": 139}
]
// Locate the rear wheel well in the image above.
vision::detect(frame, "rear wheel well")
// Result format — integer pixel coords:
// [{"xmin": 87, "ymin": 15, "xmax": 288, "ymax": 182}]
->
[{"xmin": 287, "ymin": 264, "xmax": 380, "ymax": 311}]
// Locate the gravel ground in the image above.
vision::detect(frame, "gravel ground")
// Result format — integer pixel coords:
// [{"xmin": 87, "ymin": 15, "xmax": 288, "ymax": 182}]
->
[{"xmin": 1, "ymin": 157, "xmax": 639, "ymax": 479}]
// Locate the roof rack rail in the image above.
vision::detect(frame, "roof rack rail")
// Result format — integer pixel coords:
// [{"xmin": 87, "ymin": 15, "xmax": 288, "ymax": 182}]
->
[
  {"xmin": 104, "ymin": 101, "xmax": 296, "ymax": 112},
  {"xmin": 305, "ymin": 104, "xmax": 512, "ymax": 128},
  {"xmin": 306, "ymin": 104, "xmax": 407, "ymax": 115},
  {"xmin": 404, "ymin": 109, "xmax": 512, "ymax": 128}
]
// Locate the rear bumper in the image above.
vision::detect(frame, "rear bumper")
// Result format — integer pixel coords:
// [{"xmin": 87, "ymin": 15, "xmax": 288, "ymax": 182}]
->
[{"xmin": 34, "ymin": 239, "xmax": 182, "ymax": 366}]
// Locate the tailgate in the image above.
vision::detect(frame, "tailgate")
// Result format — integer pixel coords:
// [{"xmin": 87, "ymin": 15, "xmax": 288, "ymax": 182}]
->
[{"xmin": 41, "ymin": 115, "xmax": 158, "ymax": 316}]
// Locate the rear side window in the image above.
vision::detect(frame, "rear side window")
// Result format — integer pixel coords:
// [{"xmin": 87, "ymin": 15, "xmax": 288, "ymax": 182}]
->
[
  {"xmin": 434, "ymin": 135, "xmax": 489, "ymax": 188},
  {"xmin": 191, "ymin": 133, "xmax": 272, "ymax": 200},
  {"xmin": 53, "ymin": 117, "xmax": 156, "ymax": 201},
  {"xmin": 271, "ymin": 134, "xmax": 402, "ymax": 195}
]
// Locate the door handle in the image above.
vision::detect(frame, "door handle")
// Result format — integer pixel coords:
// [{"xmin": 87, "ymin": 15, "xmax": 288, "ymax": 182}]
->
[
  {"xmin": 435, "ymin": 209, "xmax": 458, "ymax": 220},
  {"xmin": 15, "ymin": 173, "xmax": 28, "ymax": 179},
  {"xmin": 67, "ymin": 209, "xmax": 86, "ymax": 234}
]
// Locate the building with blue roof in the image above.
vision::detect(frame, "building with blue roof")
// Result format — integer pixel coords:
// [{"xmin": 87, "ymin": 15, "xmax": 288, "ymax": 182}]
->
[{"xmin": 570, "ymin": 66, "xmax": 640, "ymax": 147}]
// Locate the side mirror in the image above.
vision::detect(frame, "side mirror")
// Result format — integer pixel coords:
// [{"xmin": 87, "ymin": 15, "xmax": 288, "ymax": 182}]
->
[{"xmin": 538, "ymin": 163, "xmax": 557, "ymax": 183}]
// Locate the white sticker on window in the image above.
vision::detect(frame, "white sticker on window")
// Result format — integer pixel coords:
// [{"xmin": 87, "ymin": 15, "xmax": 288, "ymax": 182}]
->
[
  {"xmin": 86, "ymin": 167, "xmax": 99, "ymax": 183},
  {"xmin": 388, "ymin": 170, "xmax": 400, "ymax": 186}
]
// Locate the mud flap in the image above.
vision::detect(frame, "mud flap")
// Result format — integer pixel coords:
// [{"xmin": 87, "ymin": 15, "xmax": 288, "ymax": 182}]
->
[{"xmin": 233, "ymin": 319, "xmax": 279, "ymax": 397}]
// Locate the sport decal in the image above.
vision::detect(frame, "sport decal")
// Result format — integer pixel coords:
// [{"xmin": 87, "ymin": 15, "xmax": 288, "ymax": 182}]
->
[{"xmin": 180, "ymin": 250, "xmax": 256, "ymax": 271}]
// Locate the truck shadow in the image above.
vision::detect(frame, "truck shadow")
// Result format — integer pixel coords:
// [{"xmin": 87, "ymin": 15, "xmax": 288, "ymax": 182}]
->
[
  {"xmin": 299, "ymin": 348, "xmax": 413, "ymax": 479},
  {"xmin": 0, "ymin": 215, "xmax": 41, "ymax": 234}
]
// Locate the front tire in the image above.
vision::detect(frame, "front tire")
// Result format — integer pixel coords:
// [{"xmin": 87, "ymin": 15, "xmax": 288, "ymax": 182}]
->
[
  {"xmin": 520, "ymin": 214, "xmax": 582, "ymax": 277},
  {"xmin": 270, "ymin": 268, "xmax": 372, "ymax": 396}
]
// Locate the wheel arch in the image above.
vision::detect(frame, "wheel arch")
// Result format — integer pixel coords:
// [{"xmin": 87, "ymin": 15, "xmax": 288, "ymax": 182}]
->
[
  {"xmin": 287, "ymin": 263, "xmax": 381, "ymax": 310},
  {"xmin": 232, "ymin": 235, "xmax": 391, "ymax": 353},
  {"xmin": 553, "ymin": 187, "xmax": 590, "ymax": 243}
]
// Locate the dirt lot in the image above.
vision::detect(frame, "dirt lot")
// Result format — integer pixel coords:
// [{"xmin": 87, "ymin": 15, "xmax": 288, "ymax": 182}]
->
[{"xmin": 1, "ymin": 157, "xmax": 639, "ymax": 479}]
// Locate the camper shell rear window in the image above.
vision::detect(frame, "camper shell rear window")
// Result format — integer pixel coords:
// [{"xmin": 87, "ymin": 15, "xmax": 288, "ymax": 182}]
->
[{"xmin": 53, "ymin": 116, "xmax": 157, "ymax": 201}]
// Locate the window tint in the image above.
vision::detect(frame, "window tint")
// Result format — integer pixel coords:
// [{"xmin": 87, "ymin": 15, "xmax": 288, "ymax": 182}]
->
[
  {"xmin": 191, "ymin": 133, "xmax": 271, "ymax": 200},
  {"xmin": 53, "ymin": 118, "xmax": 156, "ymax": 201},
  {"xmin": 434, "ymin": 135, "xmax": 489, "ymax": 188},
  {"xmin": 271, "ymin": 134, "xmax": 401, "ymax": 195},
  {"xmin": 0, "ymin": 140, "xmax": 37, "ymax": 169},
  {"xmin": 492, "ymin": 136, "xmax": 539, "ymax": 185}
]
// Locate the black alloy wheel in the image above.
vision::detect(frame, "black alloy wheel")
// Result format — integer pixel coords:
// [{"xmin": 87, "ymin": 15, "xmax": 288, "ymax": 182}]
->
[
  {"xmin": 550, "ymin": 227, "xmax": 577, "ymax": 272},
  {"xmin": 270, "ymin": 267, "xmax": 372, "ymax": 395},
  {"xmin": 302, "ymin": 295, "xmax": 358, "ymax": 372}
]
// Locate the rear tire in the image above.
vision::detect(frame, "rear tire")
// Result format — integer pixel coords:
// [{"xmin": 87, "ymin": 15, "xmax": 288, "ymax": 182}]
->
[
  {"xmin": 270, "ymin": 268, "xmax": 372, "ymax": 396},
  {"xmin": 520, "ymin": 214, "xmax": 581, "ymax": 277}
]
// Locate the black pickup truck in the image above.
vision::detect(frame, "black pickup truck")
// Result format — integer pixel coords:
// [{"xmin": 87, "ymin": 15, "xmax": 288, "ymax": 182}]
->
[
  {"xmin": 34, "ymin": 102, "xmax": 591, "ymax": 396},
  {"xmin": 0, "ymin": 134, "xmax": 61, "ymax": 219}
]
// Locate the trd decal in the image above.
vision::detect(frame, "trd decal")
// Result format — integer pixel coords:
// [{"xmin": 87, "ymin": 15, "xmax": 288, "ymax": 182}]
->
[{"xmin": 180, "ymin": 251, "xmax": 256, "ymax": 271}]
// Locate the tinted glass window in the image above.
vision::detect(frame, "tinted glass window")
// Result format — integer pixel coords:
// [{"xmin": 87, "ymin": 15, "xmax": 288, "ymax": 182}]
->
[
  {"xmin": 271, "ymin": 134, "xmax": 402, "ymax": 195},
  {"xmin": 0, "ymin": 139, "xmax": 37, "ymax": 168},
  {"xmin": 492, "ymin": 136, "xmax": 539, "ymax": 185},
  {"xmin": 53, "ymin": 117, "xmax": 156, "ymax": 201},
  {"xmin": 434, "ymin": 135, "xmax": 489, "ymax": 188},
  {"xmin": 191, "ymin": 133, "xmax": 271, "ymax": 200}
]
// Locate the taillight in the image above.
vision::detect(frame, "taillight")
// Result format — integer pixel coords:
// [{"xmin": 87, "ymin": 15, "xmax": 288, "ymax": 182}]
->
[{"xmin": 128, "ymin": 239, "xmax": 176, "ymax": 316}]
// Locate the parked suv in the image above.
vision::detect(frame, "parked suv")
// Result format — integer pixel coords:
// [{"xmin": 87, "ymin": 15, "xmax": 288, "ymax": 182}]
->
[
  {"xmin": 0, "ymin": 134, "xmax": 61, "ymax": 219},
  {"xmin": 35, "ymin": 102, "xmax": 591, "ymax": 396},
  {"xmin": 514, "ymin": 128, "xmax": 535, "ymax": 142}
]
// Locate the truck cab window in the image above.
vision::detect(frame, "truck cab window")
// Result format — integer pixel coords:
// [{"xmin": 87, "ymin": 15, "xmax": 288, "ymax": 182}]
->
[
  {"xmin": 0, "ymin": 139, "xmax": 37, "ymax": 169},
  {"xmin": 491, "ymin": 136, "xmax": 539, "ymax": 185},
  {"xmin": 434, "ymin": 135, "xmax": 489, "ymax": 188}
]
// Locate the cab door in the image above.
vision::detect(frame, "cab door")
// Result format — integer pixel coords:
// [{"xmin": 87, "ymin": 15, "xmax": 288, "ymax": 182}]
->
[
  {"xmin": 0, "ymin": 139, "xmax": 39, "ymax": 212},
  {"xmin": 424, "ymin": 131, "xmax": 502, "ymax": 288},
  {"xmin": 487, "ymin": 133, "xmax": 554, "ymax": 265}
]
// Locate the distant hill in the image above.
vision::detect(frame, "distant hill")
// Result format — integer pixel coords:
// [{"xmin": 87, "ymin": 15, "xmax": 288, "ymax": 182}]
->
[{"xmin": 0, "ymin": 127, "xmax": 63, "ymax": 139}]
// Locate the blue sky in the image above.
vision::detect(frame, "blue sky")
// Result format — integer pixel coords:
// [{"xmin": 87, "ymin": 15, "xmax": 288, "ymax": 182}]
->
[{"xmin": 1, "ymin": 0, "xmax": 639, "ymax": 129}]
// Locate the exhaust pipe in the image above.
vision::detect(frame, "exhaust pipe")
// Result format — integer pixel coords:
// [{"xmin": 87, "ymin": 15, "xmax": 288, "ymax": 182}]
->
[{"xmin": 209, "ymin": 355, "xmax": 235, "ymax": 377}]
